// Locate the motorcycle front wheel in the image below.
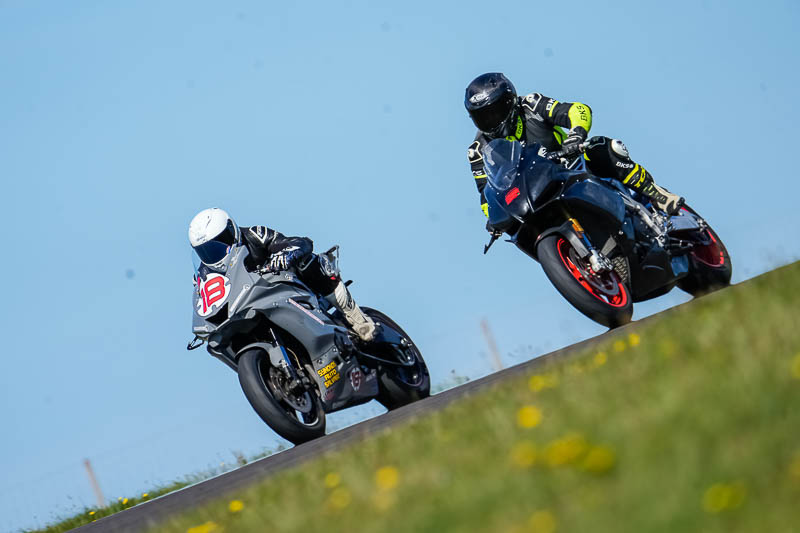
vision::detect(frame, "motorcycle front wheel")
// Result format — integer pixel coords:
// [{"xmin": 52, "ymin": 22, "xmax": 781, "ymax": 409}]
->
[
  {"xmin": 237, "ymin": 348, "xmax": 326, "ymax": 445},
  {"xmin": 537, "ymin": 234, "xmax": 633, "ymax": 328},
  {"xmin": 362, "ymin": 308, "xmax": 431, "ymax": 410}
]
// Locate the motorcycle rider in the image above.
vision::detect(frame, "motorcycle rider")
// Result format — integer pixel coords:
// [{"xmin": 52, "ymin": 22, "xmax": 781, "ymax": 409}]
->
[
  {"xmin": 464, "ymin": 72, "xmax": 684, "ymax": 218},
  {"xmin": 188, "ymin": 207, "xmax": 377, "ymax": 342}
]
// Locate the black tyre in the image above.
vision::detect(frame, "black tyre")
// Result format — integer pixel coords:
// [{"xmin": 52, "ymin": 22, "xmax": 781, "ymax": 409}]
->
[
  {"xmin": 677, "ymin": 206, "xmax": 732, "ymax": 296},
  {"xmin": 537, "ymin": 234, "xmax": 633, "ymax": 328},
  {"xmin": 362, "ymin": 308, "xmax": 430, "ymax": 410},
  {"xmin": 237, "ymin": 348, "xmax": 326, "ymax": 445}
]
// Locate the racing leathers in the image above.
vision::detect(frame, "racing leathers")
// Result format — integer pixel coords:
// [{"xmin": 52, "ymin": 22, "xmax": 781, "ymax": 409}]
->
[
  {"xmin": 467, "ymin": 93, "xmax": 684, "ymax": 216},
  {"xmin": 237, "ymin": 226, "xmax": 377, "ymax": 341}
]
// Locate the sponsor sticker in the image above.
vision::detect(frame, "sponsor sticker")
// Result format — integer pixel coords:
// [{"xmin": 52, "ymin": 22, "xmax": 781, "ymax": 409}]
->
[
  {"xmin": 469, "ymin": 92, "xmax": 489, "ymax": 104},
  {"xmin": 317, "ymin": 361, "xmax": 341, "ymax": 388},
  {"xmin": 350, "ymin": 367, "xmax": 363, "ymax": 392}
]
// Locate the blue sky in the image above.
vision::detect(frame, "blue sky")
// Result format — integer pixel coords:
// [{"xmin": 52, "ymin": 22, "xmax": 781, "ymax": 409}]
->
[{"xmin": 2, "ymin": 0, "xmax": 799, "ymax": 530}]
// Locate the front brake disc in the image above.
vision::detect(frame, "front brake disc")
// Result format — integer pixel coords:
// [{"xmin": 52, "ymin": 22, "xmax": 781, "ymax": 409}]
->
[{"xmin": 268, "ymin": 366, "xmax": 313, "ymax": 413}]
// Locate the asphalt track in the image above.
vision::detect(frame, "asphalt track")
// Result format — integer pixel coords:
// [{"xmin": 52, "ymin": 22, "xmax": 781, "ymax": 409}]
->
[{"xmin": 74, "ymin": 295, "xmax": 705, "ymax": 532}]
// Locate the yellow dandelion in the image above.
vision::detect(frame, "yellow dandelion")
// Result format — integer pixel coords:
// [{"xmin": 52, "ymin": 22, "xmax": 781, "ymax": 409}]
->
[
  {"xmin": 544, "ymin": 373, "xmax": 559, "ymax": 388},
  {"xmin": 529, "ymin": 374, "xmax": 548, "ymax": 392},
  {"xmin": 789, "ymin": 452, "xmax": 800, "ymax": 480},
  {"xmin": 122, "ymin": 498, "xmax": 128, "ymax": 505},
  {"xmin": 703, "ymin": 483, "xmax": 729, "ymax": 513},
  {"xmin": 376, "ymin": 466, "xmax": 400, "ymax": 490},
  {"xmin": 545, "ymin": 433, "xmax": 588, "ymax": 467},
  {"xmin": 593, "ymin": 351, "xmax": 608, "ymax": 367},
  {"xmin": 89, "ymin": 511, "xmax": 95, "ymax": 516},
  {"xmin": 791, "ymin": 353, "xmax": 800, "ymax": 379},
  {"xmin": 328, "ymin": 487, "xmax": 352, "ymax": 510},
  {"xmin": 581, "ymin": 445, "xmax": 616, "ymax": 473},
  {"xmin": 702, "ymin": 482, "xmax": 746, "ymax": 513},
  {"xmin": 510, "ymin": 441, "xmax": 537, "ymax": 468},
  {"xmin": 228, "ymin": 499, "xmax": 244, "ymax": 513},
  {"xmin": 186, "ymin": 521, "xmax": 219, "ymax": 533},
  {"xmin": 324, "ymin": 472, "xmax": 341, "ymax": 488},
  {"xmin": 628, "ymin": 333, "xmax": 641, "ymax": 347},
  {"xmin": 612, "ymin": 339, "xmax": 626, "ymax": 353},
  {"xmin": 142, "ymin": 493, "xmax": 149, "ymax": 498},
  {"xmin": 529, "ymin": 509, "xmax": 557, "ymax": 533},
  {"xmin": 517, "ymin": 405, "xmax": 543, "ymax": 429}
]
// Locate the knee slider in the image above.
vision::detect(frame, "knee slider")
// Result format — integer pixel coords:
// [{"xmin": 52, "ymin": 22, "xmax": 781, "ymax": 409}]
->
[
  {"xmin": 610, "ymin": 139, "xmax": 630, "ymax": 159},
  {"xmin": 318, "ymin": 253, "xmax": 340, "ymax": 278}
]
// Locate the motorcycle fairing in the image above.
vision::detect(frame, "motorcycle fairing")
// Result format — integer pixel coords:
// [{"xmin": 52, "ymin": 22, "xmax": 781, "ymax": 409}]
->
[
  {"xmin": 561, "ymin": 179, "xmax": 626, "ymax": 230},
  {"xmin": 194, "ymin": 247, "xmax": 376, "ymax": 413}
]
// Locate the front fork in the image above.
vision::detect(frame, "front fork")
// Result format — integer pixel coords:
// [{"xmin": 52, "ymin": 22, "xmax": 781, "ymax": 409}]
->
[
  {"xmin": 543, "ymin": 215, "xmax": 614, "ymax": 274},
  {"xmin": 268, "ymin": 328, "xmax": 314, "ymax": 394}
]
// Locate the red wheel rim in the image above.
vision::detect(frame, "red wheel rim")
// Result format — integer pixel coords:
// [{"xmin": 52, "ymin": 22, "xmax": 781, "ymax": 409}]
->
[
  {"xmin": 680, "ymin": 208, "xmax": 725, "ymax": 267},
  {"xmin": 556, "ymin": 238, "xmax": 629, "ymax": 308}
]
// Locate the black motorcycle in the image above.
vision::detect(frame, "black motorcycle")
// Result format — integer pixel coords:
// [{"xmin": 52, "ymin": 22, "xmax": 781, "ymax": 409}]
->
[
  {"xmin": 187, "ymin": 246, "xmax": 430, "ymax": 445},
  {"xmin": 481, "ymin": 139, "xmax": 732, "ymax": 327}
]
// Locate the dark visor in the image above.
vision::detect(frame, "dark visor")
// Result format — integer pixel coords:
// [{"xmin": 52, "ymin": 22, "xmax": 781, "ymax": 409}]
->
[
  {"xmin": 469, "ymin": 93, "xmax": 515, "ymax": 132},
  {"xmin": 194, "ymin": 220, "xmax": 237, "ymax": 265}
]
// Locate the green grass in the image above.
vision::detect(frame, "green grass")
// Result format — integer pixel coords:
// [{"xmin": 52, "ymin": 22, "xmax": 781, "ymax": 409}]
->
[
  {"xmin": 153, "ymin": 262, "xmax": 800, "ymax": 533},
  {"xmin": 32, "ymin": 262, "xmax": 800, "ymax": 533},
  {"xmin": 28, "ymin": 448, "xmax": 284, "ymax": 533}
]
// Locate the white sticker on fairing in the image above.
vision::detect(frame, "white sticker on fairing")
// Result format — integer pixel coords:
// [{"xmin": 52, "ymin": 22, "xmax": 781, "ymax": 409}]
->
[{"xmin": 196, "ymin": 273, "xmax": 231, "ymax": 317}]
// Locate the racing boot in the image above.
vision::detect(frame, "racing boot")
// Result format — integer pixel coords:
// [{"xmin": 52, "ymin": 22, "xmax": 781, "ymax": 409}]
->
[
  {"xmin": 325, "ymin": 281, "xmax": 377, "ymax": 342},
  {"xmin": 650, "ymin": 183, "xmax": 685, "ymax": 215},
  {"xmin": 625, "ymin": 166, "xmax": 685, "ymax": 215}
]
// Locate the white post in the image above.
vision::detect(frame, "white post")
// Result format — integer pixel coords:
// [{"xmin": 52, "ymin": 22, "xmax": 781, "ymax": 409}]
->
[
  {"xmin": 480, "ymin": 318, "xmax": 504, "ymax": 371},
  {"xmin": 83, "ymin": 458, "xmax": 105, "ymax": 507}
]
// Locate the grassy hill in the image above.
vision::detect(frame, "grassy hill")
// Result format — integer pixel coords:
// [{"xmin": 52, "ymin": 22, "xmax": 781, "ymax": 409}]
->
[{"xmin": 41, "ymin": 262, "xmax": 800, "ymax": 533}]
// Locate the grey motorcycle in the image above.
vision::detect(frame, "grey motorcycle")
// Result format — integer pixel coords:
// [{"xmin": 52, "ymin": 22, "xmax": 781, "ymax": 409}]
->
[{"xmin": 187, "ymin": 246, "xmax": 430, "ymax": 444}]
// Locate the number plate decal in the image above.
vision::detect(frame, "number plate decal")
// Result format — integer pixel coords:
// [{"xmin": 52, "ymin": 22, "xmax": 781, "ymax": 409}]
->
[{"xmin": 196, "ymin": 273, "xmax": 231, "ymax": 317}]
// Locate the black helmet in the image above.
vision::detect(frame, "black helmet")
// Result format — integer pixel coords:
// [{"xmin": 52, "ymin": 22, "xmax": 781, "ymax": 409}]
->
[{"xmin": 465, "ymin": 73, "xmax": 518, "ymax": 137}]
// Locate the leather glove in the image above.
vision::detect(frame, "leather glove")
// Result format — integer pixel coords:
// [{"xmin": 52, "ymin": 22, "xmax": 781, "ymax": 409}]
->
[
  {"xmin": 561, "ymin": 127, "xmax": 587, "ymax": 157},
  {"xmin": 267, "ymin": 247, "xmax": 303, "ymax": 272}
]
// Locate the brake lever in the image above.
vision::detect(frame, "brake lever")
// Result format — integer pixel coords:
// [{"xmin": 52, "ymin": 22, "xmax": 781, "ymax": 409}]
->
[
  {"xmin": 547, "ymin": 141, "xmax": 589, "ymax": 163},
  {"xmin": 484, "ymin": 231, "xmax": 502, "ymax": 254},
  {"xmin": 187, "ymin": 335, "xmax": 205, "ymax": 350}
]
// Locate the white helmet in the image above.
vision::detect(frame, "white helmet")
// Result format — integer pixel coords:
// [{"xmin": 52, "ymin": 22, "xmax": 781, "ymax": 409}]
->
[{"xmin": 188, "ymin": 208, "xmax": 240, "ymax": 269}]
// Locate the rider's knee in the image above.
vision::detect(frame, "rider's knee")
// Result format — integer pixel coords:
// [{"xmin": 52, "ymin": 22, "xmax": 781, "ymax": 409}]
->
[{"xmin": 297, "ymin": 254, "xmax": 340, "ymax": 295}]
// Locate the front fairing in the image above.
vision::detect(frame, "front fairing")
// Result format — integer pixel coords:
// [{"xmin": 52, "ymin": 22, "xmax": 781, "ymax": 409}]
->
[
  {"xmin": 192, "ymin": 244, "xmax": 258, "ymax": 337},
  {"xmin": 483, "ymin": 140, "xmax": 583, "ymax": 227},
  {"xmin": 519, "ymin": 147, "xmax": 583, "ymax": 210}
]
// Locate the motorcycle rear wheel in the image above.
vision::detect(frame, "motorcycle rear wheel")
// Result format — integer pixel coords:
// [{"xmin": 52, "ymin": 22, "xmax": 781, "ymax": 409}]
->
[
  {"xmin": 362, "ymin": 308, "xmax": 431, "ymax": 410},
  {"xmin": 538, "ymin": 234, "xmax": 633, "ymax": 328},
  {"xmin": 237, "ymin": 348, "xmax": 326, "ymax": 445},
  {"xmin": 676, "ymin": 206, "xmax": 732, "ymax": 296}
]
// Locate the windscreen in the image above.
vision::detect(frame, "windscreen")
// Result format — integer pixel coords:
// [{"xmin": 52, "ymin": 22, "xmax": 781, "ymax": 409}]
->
[{"xmin": 484, "ymin": 139, "xmax": 522, "ymax": 191}]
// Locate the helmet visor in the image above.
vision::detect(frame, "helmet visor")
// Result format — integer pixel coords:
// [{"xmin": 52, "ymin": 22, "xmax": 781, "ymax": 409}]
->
[
  {"xmin": 194, "ymin": 241, "xmax": 232, "ymax": 265},
  {"xmin": 469, "ymin": 93, "xmax": 515, "ymax": 133},
  {"xmin": 193, "ymin": 219, "xmax": 237, "ymax": 265}
]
